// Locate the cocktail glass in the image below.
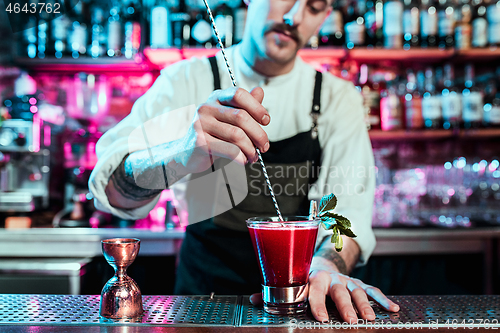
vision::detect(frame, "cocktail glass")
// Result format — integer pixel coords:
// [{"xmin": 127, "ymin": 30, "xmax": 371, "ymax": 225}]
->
[{"xmin": 246, "ymin": 216, "xmax": 320, "ymax": 315}]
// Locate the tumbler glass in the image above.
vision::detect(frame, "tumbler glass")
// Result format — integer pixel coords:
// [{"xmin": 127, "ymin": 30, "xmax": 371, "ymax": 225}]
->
[{"xmin": 246, "ymin": 216, "xmax": 320, "ymax": 315}]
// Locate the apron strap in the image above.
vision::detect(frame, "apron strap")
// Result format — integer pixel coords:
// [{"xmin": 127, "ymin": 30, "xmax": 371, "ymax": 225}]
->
[
  {"xmin": 311, "ymin": 71, "xmax": 322, "ymax": 139},
  {"xmin": 208, "ymin": 56, "xmax": 221, "ymax": 90}
]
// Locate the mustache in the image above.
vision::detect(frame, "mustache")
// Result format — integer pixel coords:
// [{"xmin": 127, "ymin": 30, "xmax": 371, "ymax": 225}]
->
[{"xmin": 266, "ymin": 22, "xmax": 302, "ymax": 44}]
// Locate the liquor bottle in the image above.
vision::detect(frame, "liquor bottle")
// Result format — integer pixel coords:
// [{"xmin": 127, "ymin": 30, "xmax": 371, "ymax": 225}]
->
[
  {"xmin": 441, "ymin": 64, "xmax": 462, "ymax": 129},
  {"xmin": 420, "ymin": 0, "xmax": 438, "ymax": 47},
  {"xmin": 421, "ymin": 67, "xmax": 442, "ymax": 128},
  {"xmin": 437, "ymin": 0, "xmax": 456, "ymax": 48},
  {"xmin": 359, "ymin": 64, "xmax": 382, "ymax": 129},
  {"xmin": 380, "ymin": 80, "xmax": 403, "ymax": 131},
  {"xmin": 403, "ymin": 0, "xmax": 420, "ymax": 48},
  {"xmin": 170, "ymin": 0, "xmax": 191, "ymax": 48},
  {"xmin": 487, "ymin": 0, "xmax": 500, "ymax": 45},
  {"xmin": 89, "ymin": 5, "xmax": 106, "ymax": 58},
  {"xmin": 37, "ymin": 19, "xmax": 48, "ymax": 59},
  {"xmin": 455, "ymin": 0, "xmax": 472, "ymax": 49},
  {"xmin": 471, "ymin": 0, "xmax": 488, "ymax": 47},
  {"xmin": 107, "ymin": 5, "xmax": 123, "ymax": 57},
  {"xmin": 344, "ymin": 0, "xmax": 366, "ymax": 48},
  {"xmin": 213, "ymin": 1, "xmax": 234, "ymax": 47},
  {"xmin": 51, "ymin": 15, "xmax": 71, "ymax": 58},
  {"xmin": 482, "ymin": 77, "xmax": 500, "ymax": 127},
  {"xmin": 68, "ymin": 0, "xmax": 89, "ymax": 58},
  {"xmin": 123, "ymin": 0, "xmax": 142, "ymax": 58},
  {"xmin": 383, "ymin": 0, "xmax": 404, "ymax": 48},
  {"xmin": 462, "ymin": 63, "xmax": 483, "ymax": 128},
  {"xmin": 191, "ymin": 12, "xmax": 213, "ymax": 47},
  {"xmin": 150, "ymin": 0, "xmax": 171, "ymax": 48},
  {"xmin": 364, "ymin": 0, "xmax": 383, "ymax": 47},
  {"xmin": 375, "ymin": 0, "xmax": 385, "ymax": 47},
  {"xmin": 21, "ymin": 16, "xmax": 37, "ymax": 58},
  {"xmin": 405, "ymin": 69, "xmax": 424, "ymax": 129},
  {"xmin": 232, "ymin": 0, "xmax": 247, "ymax": 45},
  {"xmin": 319, "ymin": 5, "xmax": 345, "ymax": 46}
]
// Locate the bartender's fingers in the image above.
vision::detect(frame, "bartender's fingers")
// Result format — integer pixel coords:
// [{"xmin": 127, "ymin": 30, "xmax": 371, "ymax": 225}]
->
[
  {"xmin": 308, "ymin": 270, "xmax": 331, "ymax": 322},
  {"xmin": 207, "ymin": 105, "xmax": 269, "ymax": 153},
  {"xmin": 202, "ymin": 117, "xmax": 259, "ymax": 163},
  {"xmin": 346, "ymin": 280, "xmax": 375, "ymax": 321},
  {"xmin": 214, "ymin": 87, "xmax": 270, "ymax": 126},
  {"xmin": 328, "ymin": 274, "xmax": 358, "ymax": 324},
  {"xmin": 198, "ymin": 102, "xmax": 269, "ymax": 154},
  {"xmin": 249, "ymin": 86, "xmax": 265, "ymax": 105},
  {"xmin": 203, "ymin": 134, "xmax": 247, "ymax": 165},
  {"xmin": 352, "ymin": 278, "xmax": 400, "ymax": 312}
]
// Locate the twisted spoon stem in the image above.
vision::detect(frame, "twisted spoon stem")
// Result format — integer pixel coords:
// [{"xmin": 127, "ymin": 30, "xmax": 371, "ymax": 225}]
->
[{"xmin": 201, "ymin": 0, "xmax": 284, "ymax": 222}]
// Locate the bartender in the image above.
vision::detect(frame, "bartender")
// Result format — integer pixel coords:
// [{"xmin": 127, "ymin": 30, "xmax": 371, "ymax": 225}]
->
[{"xmin": 89, "ymin": 0, "xmax": 400, "ymax": 323}]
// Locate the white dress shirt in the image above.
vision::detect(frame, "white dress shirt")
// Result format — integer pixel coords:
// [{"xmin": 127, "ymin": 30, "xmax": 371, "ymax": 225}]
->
[{"xmin": 89, "ymin": 44, "xmax": 376, "ymax": 266}]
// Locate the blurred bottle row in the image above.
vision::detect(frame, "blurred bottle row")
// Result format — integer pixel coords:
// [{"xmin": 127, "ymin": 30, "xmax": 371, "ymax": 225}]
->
[
  {"xmin": 14, "ymin": 0, "xmax": 247, "ymax": 59},
  {"xmin": 354, "ymin": 63, "xmax": 500, "ymax": 130},
  {"xmin": 319, "ymin": 0, "xmax": 500, "ymax": 49},
  {"xmin": 13, "ymin": 0, "xmax": 500, "ymax": 60}
]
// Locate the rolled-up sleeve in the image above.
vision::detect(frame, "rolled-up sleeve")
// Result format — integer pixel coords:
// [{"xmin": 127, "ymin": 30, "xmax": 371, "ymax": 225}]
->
[
  {"xmin": 310, "ymin": 78, "xmax": 376, "ymax": 266},
  {"xmin": 89, "ymin": 59, "xmax": 205, "ymax": 220}
]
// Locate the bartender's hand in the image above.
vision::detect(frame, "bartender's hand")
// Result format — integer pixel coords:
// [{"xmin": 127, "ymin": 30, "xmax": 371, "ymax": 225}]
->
[
  {"xmin": 250, "ymin": 271, "xmax": 399, "ymax": 323},
  {"xmin": 306, "ymin": 268, "xmax": 400, "ymax": 323},
  {"xmin": 182, "ymin": 86, "xmax": 270, "ymax": 174}
]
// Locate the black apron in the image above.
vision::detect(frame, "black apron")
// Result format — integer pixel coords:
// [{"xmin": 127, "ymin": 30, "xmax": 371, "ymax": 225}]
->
[{"xmin": 174, "ymin": 57, "xmax": 323, "ymax": 295}]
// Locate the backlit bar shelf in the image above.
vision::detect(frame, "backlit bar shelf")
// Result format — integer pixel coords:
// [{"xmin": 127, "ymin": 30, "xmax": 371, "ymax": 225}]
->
[
  {"xmin": 144, "ymin": 47, "xmax": 500, "ymax": 68},
  {"xmin": 15, "ymin": 47, "xmax": 500, "ymax": 72},
  {"xmin": 459, "ymin": 128, "xmax": 500, "ymax": 139},
  {"xmin": 455, "ymin": 47, "xmax": 500, "ymax": 61},
  {"xmin": 369, "ymin": 129, "xmax": 454, "ymax": 141},
  {"xmin": 369, "ymin": 128, "xmax": 500, "ymax": 141},
  {"xmin": 14, "ymin": 57, "xmax": 153, "ymax": 73},
  {"xmin": 349, "ymin": 48, "xmax": 455, "ymax": 62}
]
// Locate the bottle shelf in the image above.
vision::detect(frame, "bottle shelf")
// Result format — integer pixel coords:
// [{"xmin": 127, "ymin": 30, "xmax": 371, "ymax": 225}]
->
[
  {"xmin": 369, "ymin": 128, "xmax": 500, "ymax": 141},
  {"xmin": 14, "ymin": 47, "xmax": 500, "ymax": 72},
  {"xmin": 143, "ymin": 47, "xmax": 500, "ymax": 68},
  {"xmin": 455, "ymin": 47, "xmax": 500, "ymax": 61},
  {"xmin": 348, "ymin": 48, "xmax": 456, "ymax": 62},
  {"xmin": 369, "ymin": 129, "xmax": 454, "ymax": 141},
  {"xmin": 14, "ymin": 56, "xmax": 153, "ymax": 73}
]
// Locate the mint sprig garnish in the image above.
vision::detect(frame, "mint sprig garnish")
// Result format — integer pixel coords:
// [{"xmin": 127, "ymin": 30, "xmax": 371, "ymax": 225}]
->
[{"xmin": 318, "ymin": 193, "xmax": 356, "ymax": 252}]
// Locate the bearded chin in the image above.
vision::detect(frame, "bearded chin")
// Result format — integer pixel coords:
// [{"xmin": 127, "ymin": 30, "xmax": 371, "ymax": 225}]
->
[{"xmin": 268, "ymin": 37, "xmax": 301, "ymax": 63}]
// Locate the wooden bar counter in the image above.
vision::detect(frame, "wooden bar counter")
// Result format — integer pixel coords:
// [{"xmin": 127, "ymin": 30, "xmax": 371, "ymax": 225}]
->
[{"xmin": 0, "ymin": 294, "xmax": 498, "ymax": 332}]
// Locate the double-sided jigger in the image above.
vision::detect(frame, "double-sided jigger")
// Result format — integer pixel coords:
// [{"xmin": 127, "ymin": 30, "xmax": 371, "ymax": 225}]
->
[{"xmin": 100, "ymin": 238, "xmax": 143, "ymax": 319}]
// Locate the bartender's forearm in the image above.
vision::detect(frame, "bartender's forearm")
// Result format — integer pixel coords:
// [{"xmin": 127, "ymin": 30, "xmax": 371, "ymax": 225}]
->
[
  {"xmin": 106, "ymin": 140, "xmax": 189, "ymax": 210},
  {"xmin": 311, "ymin": 236, "xmax": 361, "ymax": 275}
]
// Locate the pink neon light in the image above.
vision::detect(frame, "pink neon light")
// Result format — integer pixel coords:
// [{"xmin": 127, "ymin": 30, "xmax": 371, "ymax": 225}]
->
[
  {"xmin": 32, "ymin": 113, "xmax": 41, "ymax": 152},
  {"xmin": 29, "ymin": 97, "xmax": 37, "ymax": 105},
  {"xmin": 30, "ymin": 106, "xmax": 38, "ymax": 113},
  {"xmin": 63, "ymin": 142, "xmax": 71, "ymax": 161},
  {"xmin": 44, "ymin": 125, "xmax": 51, "ymax": 147}
]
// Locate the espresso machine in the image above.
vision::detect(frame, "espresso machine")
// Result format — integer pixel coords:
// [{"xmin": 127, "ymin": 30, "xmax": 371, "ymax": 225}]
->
[
  {"xmin": 0, "ymin": 73, "xmax": 50, "ymax": 213},
  {"xmin": 0, "ymin": 109, "xmax": 50, "ymax": 212}
]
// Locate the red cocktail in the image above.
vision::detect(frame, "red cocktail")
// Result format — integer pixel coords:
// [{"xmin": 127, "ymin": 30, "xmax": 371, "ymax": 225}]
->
[{"xmin": 247, "ymin": 216, "xmax": 320, "ymax": 315}]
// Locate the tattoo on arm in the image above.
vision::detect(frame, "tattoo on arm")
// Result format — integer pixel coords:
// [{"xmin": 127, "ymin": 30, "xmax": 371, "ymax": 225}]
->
[
  {"xmin": 314, "ymin": 247, "xmax": 348, "ymax": 275},
  {"xmin": 109, "ymin": 154, "xmax": 163, "ymax": 202}
]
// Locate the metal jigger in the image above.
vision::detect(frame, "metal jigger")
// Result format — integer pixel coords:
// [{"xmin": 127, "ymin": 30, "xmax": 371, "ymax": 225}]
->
[{"xmin": 100, "ymin": 238, "xmax": 143, "ymax": 319}]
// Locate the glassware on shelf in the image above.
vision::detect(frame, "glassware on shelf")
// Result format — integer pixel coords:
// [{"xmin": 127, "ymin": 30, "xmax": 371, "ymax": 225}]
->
[{"xmin": 372, "ymin": 140, "xmax": 500, "ymax": 228}]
